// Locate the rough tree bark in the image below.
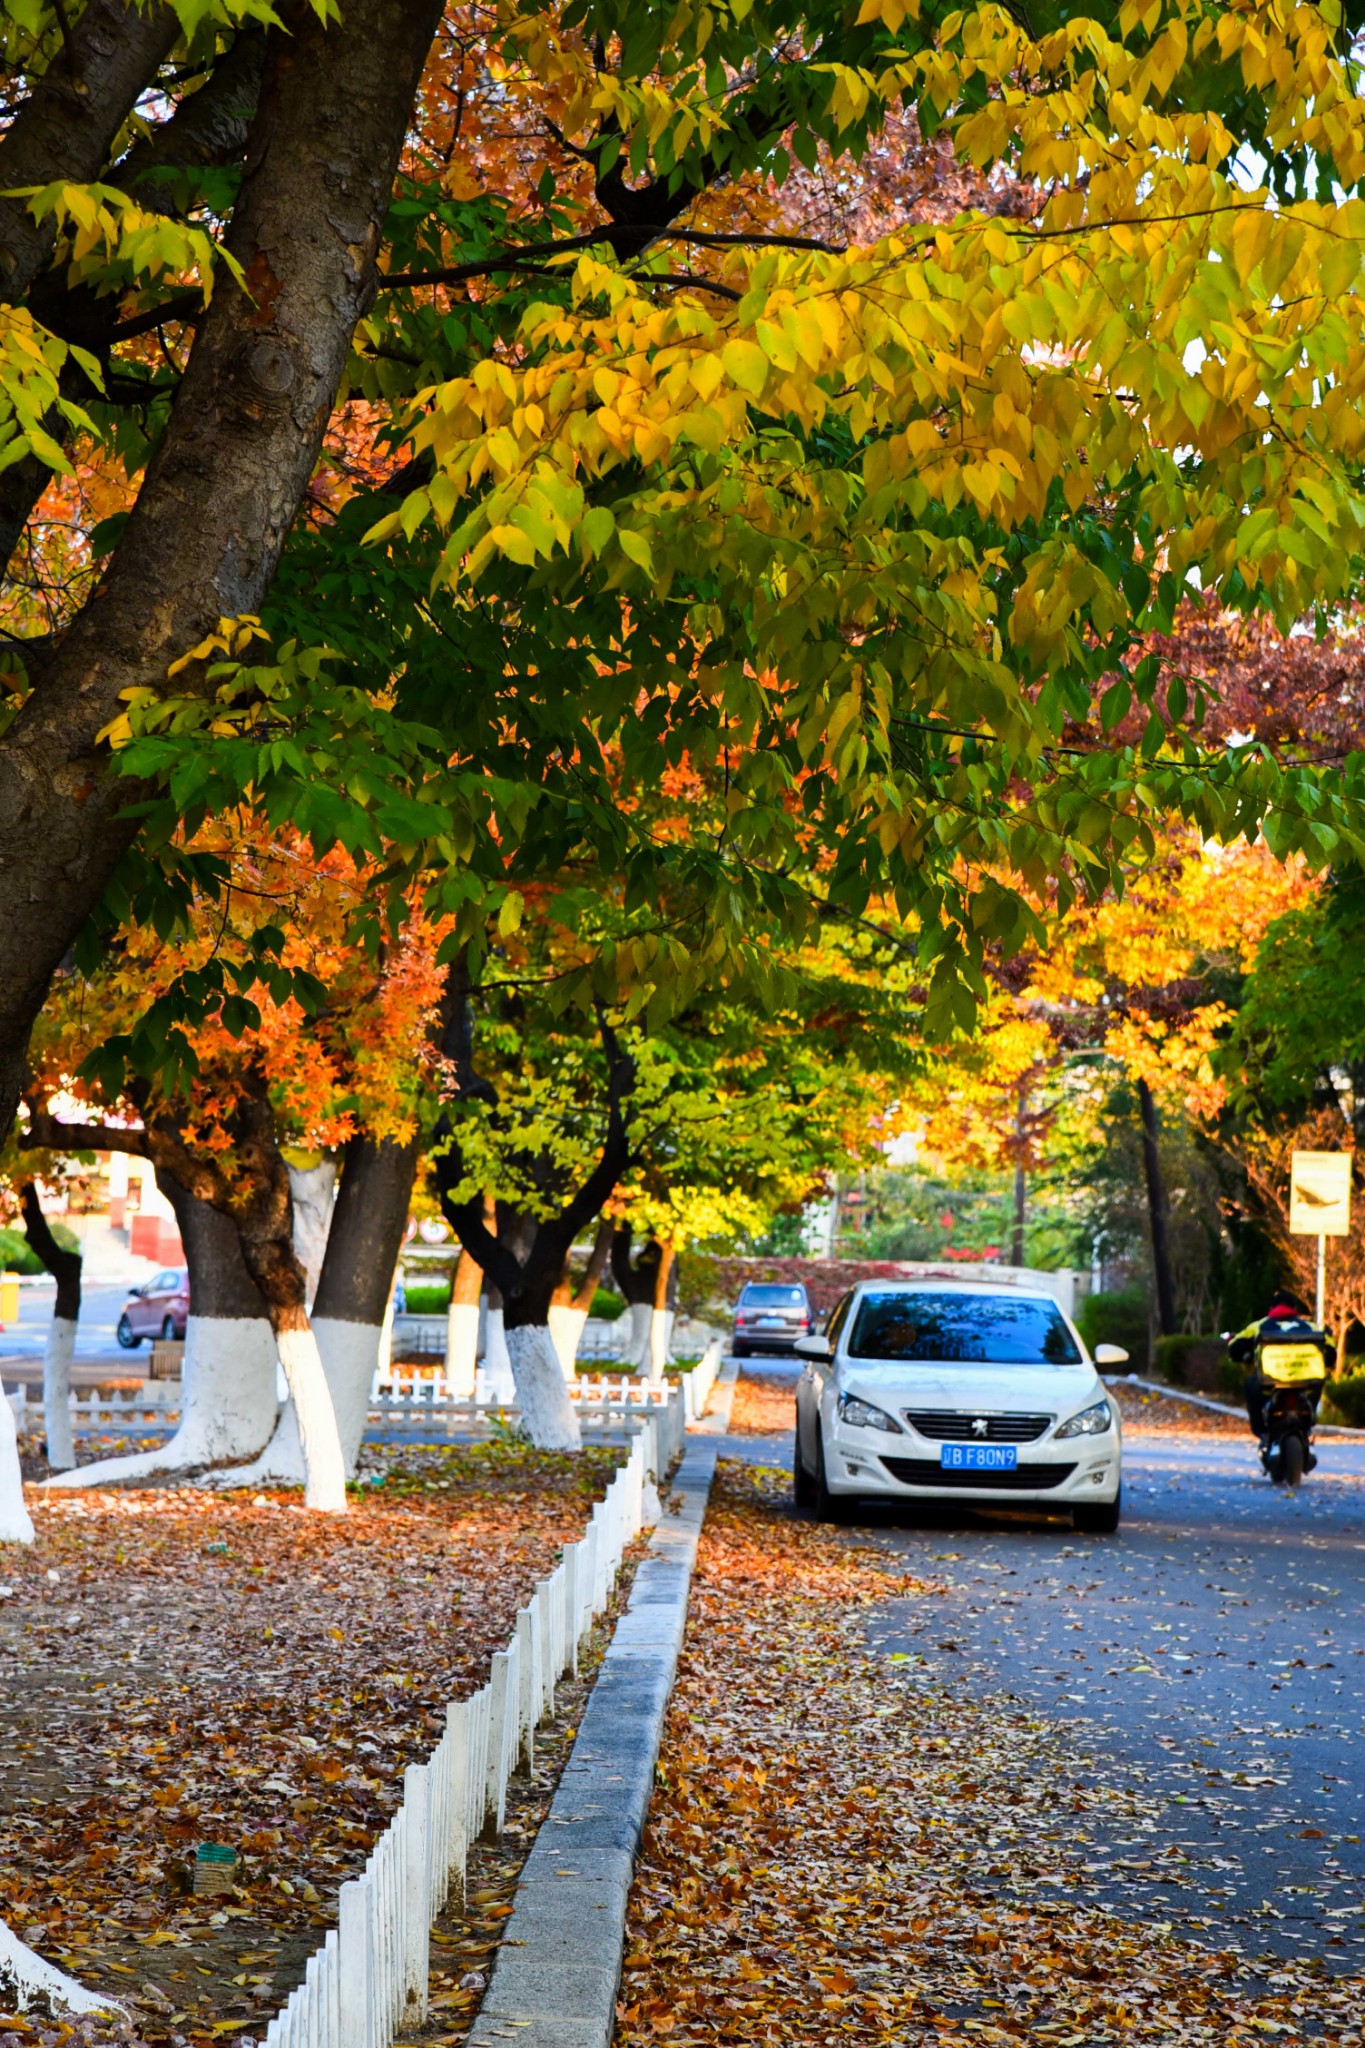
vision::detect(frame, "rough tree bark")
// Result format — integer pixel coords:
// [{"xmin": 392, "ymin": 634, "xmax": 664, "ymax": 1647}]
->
[
  {"xmin": 0, "ymin": 26, "xmax": 271, "ymax": 580},
  {"xmin": 0, "ymin": 0, "xmax": 445, "ymax": 1141},
  {"xmin": 19, "ymin": 1183, "xmax": 81, "ymax": 1471},
  {"xmin": 44, "ymin": 1169, "xmax": 278, "ymax": 1489},
  {"xmin": 0, "ymin": 1, "xmax": 178, "ymax": 304},
  {"xmin": 1137, "ymin": 1077, "xmax": 1179, "ymax": 1341},
  {"xmin": 548, "ymin": 1216, "xmax": 614, "ymax": 1376}
]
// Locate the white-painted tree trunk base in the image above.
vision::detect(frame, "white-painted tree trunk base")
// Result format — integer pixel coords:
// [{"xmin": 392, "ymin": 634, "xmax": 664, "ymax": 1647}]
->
[
  {"xmin": 207, "ymin": 1326, "xmax": 348, "ymax": 1510},
  {"xmin": 0, "ymin": 1390, "xmax": 34, "ymax": 1544},
  {"xmin": 42, "ymin": 1316, "xmax": 77, "ymax": 1472},
  {"xmin": 0, "ymin": 1916, "xmax": 122, "ymax": 2015},
  {"xmin": 505, "ymin": 1325, "xmax": 582, "ymax": 1449},
  {"xmin": 207, "ymin": 1398, "xmax": 303, "ymax": 1490},
  {"xmin": 482, "ymin": 1308, "xmax": 516, "ymax": 1403},
  {"xmin": 548, "ymin": 1304, "xmax": 587, "ymax": 1379},
  {"xmin": 625, "ymin": 1302, "xmax": 652, "ymax": 1369},
  {"xmin": 278, "ymin": 1325, "xmax": 348, "ymax": 1513},
  {"xmin": 313, "ymin": 1316, "xmax": 382, "ymax": 1477},
  {"xmin": 647, "ymin": 1307, "xmax": 676, "ymax": 1386},
  {"xmin": 446, "ymin": 1300, "xmax": 479, "ymax": 1398},
  {"xmin": 42, "ymin": 1316, "xmax": 279, "ymax": 1491}
]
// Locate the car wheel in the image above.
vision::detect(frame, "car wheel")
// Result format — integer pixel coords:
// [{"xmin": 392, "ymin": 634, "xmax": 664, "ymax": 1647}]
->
[
  {"xmin": 813, "ymin": 1426, "xmax": 847, "ymax": 1524},
  {"xmin": 116, "ymin": 1312, "xmax": 140, "ymax": 1349},
  {"xmin": 161, "ymin": 1315, "xmax": 177, "ymax": 1341},
  {"xmin": 793, "ymin": 1429, "xmax": 815, "ymax": 1512},
  {"xmin": 1073, "ymin": 1487, "xmax": 1121, "ymax": 1535}
]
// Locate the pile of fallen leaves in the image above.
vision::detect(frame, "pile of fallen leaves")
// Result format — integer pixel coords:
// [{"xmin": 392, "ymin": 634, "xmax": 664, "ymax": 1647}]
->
[
  {"xmin": 617, "ymin": 1461, "xmax": 1365, "ymax": 2047},
  {"xmin": 1107, "ymin": 1381, "xmax": 1246, "ymax": 1437},
  {"xmin": 0, "ymin": 1441, "xmax": 621, "ymax": 2045},
  {"xmin": 727, "ymin": 1368, "xmax": 796, "ymax": 1440}
]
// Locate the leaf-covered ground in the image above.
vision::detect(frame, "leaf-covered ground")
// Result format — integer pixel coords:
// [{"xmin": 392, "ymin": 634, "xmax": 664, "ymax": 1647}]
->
[
  {"xmin": 617, "ymin": 1460, "xmax": 1365, "ymax": 2047},
  {"xmin": 0, "ymin": 1440, "xmax": 622, "ymax": 2046}
]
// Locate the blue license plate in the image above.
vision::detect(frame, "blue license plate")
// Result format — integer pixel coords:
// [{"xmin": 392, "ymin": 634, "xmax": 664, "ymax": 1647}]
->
[{"xmin": 940, "ymin": 1443, "xmax": 1018, "ymax": 1471}]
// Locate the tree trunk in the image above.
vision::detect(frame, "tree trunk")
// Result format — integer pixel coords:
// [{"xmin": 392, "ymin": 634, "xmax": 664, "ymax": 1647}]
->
[
  {"xmin": 504, "ymin": 1323, "xmax": 581, "ymax": 1448},
  {"xmin": 482, "ymin": 1293, "xmax": 517, "ymax": 1404},
  {"xmin": 613, "ymin": 1227, "xmax": 663, "ymax": 1370},
  {"xmin": 0, "ymin": 0, "xmax": 446, "ymax": 1144},
  {"xmin": 0, "ymin": 1386, "xmax": 34, "ymax": 1543},
  {"xmin": 310, "ymin": 1135, "xmax": 418, "ymax": 1473},
  {"xmin": 446, "ymin": 1248, "xmax": 482, "ymax": 1398},
  {"xmin": 572, "ymin": 1218, "xmax": 616, "ymax": 1314},
  {"xmin": 1137, "ymin": 1078, "xmax": 1178, "ymax": 1341},
  {"xmin": 288, "ymin": 1156, "xmax": 337, "ymax": 1303},
  {"xmin": 1011, "ymin": 1084, "xmax": 1028, "ymax": 1268},
  {"xmin": 0, "ymin": 1, "xmax": 178, "ymax": 305},
  {"xmin": 44, "ymin": 1172, "xmax": 278, "ymax": 1490},
  {"xmin": 548, "ymin": 1220, "xmax": 615, "ymax": 1377},
  {"xmin": 647, "ymin": 1240, "xmax": 677, "ymax": 1386},
  {"xmin": 20, "ymin": 1183, "xmax": 81, "ymax": 1472}
]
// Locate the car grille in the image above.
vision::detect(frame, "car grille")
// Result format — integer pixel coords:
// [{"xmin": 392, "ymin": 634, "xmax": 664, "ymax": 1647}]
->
[
  {"xmin": 880, "ymin": 1457, "xmax": 1078, "ymax": 1492},
  {"xmin": 903, "ymin": 1411, "xmax": 1051, "ymax": 1443}
]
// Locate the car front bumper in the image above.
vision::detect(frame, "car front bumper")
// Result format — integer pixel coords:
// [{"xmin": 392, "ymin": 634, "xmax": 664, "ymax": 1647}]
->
[{"xmin": 825, "ymin": 1427, "xmax": 1121, "ymax": 1504}]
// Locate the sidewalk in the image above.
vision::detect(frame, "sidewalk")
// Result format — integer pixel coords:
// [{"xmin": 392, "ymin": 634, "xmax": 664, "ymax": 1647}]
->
[{"xmin": 611, "ymin": 1453, "xmax": 1365, "ymax": 2048}]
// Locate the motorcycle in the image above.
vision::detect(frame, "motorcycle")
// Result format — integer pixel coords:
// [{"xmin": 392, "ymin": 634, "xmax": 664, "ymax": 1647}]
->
[{"xmin": 1257, "ymin": 1382, "xmax": 1320, "ymax": 1487}]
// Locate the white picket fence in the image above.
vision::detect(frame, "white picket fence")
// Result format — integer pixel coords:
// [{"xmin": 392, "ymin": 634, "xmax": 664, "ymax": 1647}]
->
[
  {"xmin": 4, "ymin": 1338, "xmax": 722, "ymax": 1450},
  {"xmin": 263, "ymin": 1434, "xmax": 653, "ymax": 2048}
]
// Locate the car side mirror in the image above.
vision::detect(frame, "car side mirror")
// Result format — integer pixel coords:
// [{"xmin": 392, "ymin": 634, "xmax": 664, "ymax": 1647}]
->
[
  {"xmin": 793, "ymin": 1333, "xmax": 831, "ymax": 1360},
  {"xmin": 1093, "ymin": 1343, "xmax": 1130, "ymax": 1366}
]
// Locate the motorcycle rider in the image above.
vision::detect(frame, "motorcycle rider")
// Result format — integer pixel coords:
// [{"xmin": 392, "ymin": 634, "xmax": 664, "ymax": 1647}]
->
[{"xmin": 1227, "ymin": 1290, "xmax": 1335, "ymax": 1445}]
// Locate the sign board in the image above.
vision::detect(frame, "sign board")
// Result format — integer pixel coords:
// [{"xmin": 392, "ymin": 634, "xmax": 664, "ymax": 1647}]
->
[{"xmin": 1289, "ymin": 1151, "xmax": 1353, "ymax": 1237}]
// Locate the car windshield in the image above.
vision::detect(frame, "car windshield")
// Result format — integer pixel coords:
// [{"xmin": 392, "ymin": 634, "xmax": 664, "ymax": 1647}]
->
[
  {"xmin": 742, "ymin": 1285, "xmax": 805, "ymax": 1305},
  {"xmin": 847, "ymin": 1292, "xmax": 1082, "ymax": 1365}
]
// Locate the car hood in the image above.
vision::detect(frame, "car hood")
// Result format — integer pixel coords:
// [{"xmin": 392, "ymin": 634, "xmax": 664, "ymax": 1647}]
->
[{"xmin": 838, "ymin": 1359, "xmax": 1103, "ymax": 1417}]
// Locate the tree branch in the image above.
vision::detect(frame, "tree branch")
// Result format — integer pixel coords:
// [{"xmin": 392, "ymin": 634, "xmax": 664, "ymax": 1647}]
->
[
  {"xmin": 19, "ymin": 1179, "xmax": 82, "ymax": 1319},
  {"xmin": 0, "ymin": 0, "xmax": 447, "ymax": 1147},
  {"xmin": 0, "ymin": 2, "xmax": 178, "ymax": 306}
]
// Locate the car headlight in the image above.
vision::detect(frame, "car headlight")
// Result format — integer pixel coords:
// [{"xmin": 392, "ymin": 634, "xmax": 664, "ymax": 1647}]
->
[
  {"xmin": 837, "ymin": 1393, "xmax": 903, "ymax": 1434},
  {"xmin": 1055, "ymin": 1399, "xmax": 1113, "ymax": 1440}
]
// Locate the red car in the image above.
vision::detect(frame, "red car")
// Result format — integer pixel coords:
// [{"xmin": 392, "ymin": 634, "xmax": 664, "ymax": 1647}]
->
[{"xmin": 117, "ymin": 1267, "xmax": 189, "ymax": 1347}]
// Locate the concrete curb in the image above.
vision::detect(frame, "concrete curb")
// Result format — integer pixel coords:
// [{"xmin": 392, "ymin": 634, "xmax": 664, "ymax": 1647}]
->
[
  {"xmin": 470, "ymin": 1437, "xmax": 718, "ymax": 2048},
  {"xmin": 1107, "ymin": 1373, "xmax": 1365, "ymax": 1438}
]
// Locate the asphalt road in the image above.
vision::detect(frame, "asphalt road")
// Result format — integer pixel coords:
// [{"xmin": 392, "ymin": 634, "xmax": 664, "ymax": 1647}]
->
[{"xmin": 721, "ymin": 1366, "xmax": 1365, "ymax": 1970}]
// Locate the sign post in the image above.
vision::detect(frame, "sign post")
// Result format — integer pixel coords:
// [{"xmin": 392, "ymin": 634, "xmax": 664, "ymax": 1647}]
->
[{"xmin": 1288, "ymin": 1152, "xmax": 1353, "ymax": 1327}]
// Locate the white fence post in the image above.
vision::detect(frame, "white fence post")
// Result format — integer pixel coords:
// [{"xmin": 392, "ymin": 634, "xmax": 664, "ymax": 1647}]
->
[
  {"xmin": 402, "ymin": 1762, "xmax": 430, "ymax": 2023},
  {"xmin": 515, "ymin": 1605, "xmax": 535, "ymax": 1772},
  {"xmin": 486, "ymin": 1642, "xmax": 518, "ymax": 1832},
  {"xmin": 338, "ymin": 1876, "xmax": 373, "ymax": 2048},
  {"xmin": 468, "ymin": 1683, "xmax": 490, "ymax": 1844},
  {"xmin": 444, "ymin": 1698, "xmax": 469, "ymax": 1900}
]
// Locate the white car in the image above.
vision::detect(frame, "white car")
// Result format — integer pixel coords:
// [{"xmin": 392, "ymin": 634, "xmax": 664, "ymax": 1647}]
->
[{"xmin": 793, "ymin": 1280, "xmax": 1126, "ymax": 1534}]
